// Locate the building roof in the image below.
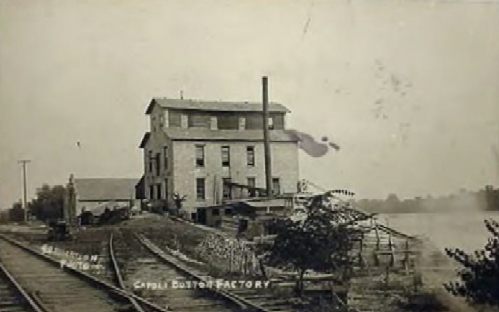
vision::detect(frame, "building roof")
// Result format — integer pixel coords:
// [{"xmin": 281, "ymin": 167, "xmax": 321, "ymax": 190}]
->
[
  {"xmin": 146, "ymin": 98, "xmax": 290, "ymax": 114},
  {"xmin": 232, "ymin": 198, "xmax": 286, "ymax": 208},
  {"xmin": 74, "ymin": 178, "xmax": 138, "ymax": 201},
  {"xmin": 139, "ymin": 132, "xmax": 151, "ymax": 148},
  {"xmin": 164, "ymin": 128, "xmax": 298, "ymax": 142}
]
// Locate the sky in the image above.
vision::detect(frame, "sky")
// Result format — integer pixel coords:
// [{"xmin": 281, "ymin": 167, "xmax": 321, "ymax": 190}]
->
[{"xmin": 1, "ymin": 0, "xmax": 499, "ymax": 209}]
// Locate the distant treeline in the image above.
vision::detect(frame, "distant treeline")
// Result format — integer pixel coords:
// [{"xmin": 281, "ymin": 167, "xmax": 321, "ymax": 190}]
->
[
  {"xmin": 0, "ymin": 184, "xmax": 66, "ymax": 223},
  {"xmin": 356, "ymin": 185, "xmax": 499, "ymax": 213}
]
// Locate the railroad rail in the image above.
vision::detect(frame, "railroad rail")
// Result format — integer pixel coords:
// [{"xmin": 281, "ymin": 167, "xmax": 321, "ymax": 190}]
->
[
  {"xmin": 108, "ymin": 232, "xmax": 148, "ymax": 312},
  {"xmin": 0, "ymin": 259, "xmax": 46, "ymax": 312},
  {"xmin": 0, "ymin": 233, "xmax": 169, "ymax": 312},
  {"xmin": 134, "ymin": 232, "xmax": 297, "ymax": 312},
  {"xmin": 110, "ymin": 228, "xmax": 245, "ymax": 311}
]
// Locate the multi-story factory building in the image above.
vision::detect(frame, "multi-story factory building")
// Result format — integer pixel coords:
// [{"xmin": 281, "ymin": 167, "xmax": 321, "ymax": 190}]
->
[{"xmin": 139, "ymin": 98, "xmax": 299, "ymax": 219}]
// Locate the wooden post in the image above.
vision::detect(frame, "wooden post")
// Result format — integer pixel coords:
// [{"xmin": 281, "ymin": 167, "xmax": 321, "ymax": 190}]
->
[
  {"xmin": 374, "ymin": 220, "xmax": 380, "ymax": 266},
  {"xmin": 388, "ymin": 233, "xmax": 395, "ymax": 267},
  {"xmin": 404, "ymin": 240, "xmax": 410, "ymax": 275},
  {"xmin": 229, "ymin": 243, "xmax": 234, "ymax": 273},
  {"xmin": 358, "ymin": 232, "xmax": 364, "ymax": 267}
]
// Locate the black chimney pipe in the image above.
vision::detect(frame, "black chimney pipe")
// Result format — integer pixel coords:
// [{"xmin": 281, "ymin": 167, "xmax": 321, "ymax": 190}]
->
[{"xmin": 262, "ymin": 76, "xmax": 273, "ymax": 198}]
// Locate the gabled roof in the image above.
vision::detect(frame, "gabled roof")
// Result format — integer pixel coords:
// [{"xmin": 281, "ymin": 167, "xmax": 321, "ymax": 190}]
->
[
  {"xmin": 74, "ymin": 178, "xmax": 138, "ymax": 201},
  {"xmin": 145, "ymin": 98, "xmax": 290, "ymax": 114},
  {"xmin": 139, "ymin": 132, "xmax": 151, "ymax": 148},
  {"xmin": 164, "ymin": 128, "xmax": 298, "ymax": 142}
]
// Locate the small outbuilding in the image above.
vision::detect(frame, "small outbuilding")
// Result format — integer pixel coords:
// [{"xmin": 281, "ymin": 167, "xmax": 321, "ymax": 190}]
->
[{"xmin": 65, "ymin": 175, "xmax": 139, "ymax": 224}]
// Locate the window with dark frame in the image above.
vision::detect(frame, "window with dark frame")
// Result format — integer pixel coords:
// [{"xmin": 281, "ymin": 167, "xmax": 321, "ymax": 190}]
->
[
  {"xmin": 195, "ymin": 145, "xmax": 205, "ymax": 167},
  {"xmin": 247, "ymin": 177, "xmax": 256, "ymax": 197},
  {"xmin": 196, "ymin": 178, "xmax": 205, "ymax": 200},
  {"xmin": 148, "ymin": 151, "xmax": 153, "ymax": 173},
  {"xmin": 222, "ymin": 178, "xmax": 232, "ymax": 199},
  {"xmin": 156, "ymin": 184, "xmax": 162, "ymax": 199},
  {"xmin": 221, "ymin": 146, "xmax": 230, "ymax": 167},
  {"xmin": 212, "ymin": 208, "xmax": 220, "ymax": 216},
  {"xmin": 217, "ymin": 114, "xmax": 239, "ymax": 130},
  {"xmin": 155, "ymin": 153, "xmax": 161, "ymax": 176},
  {"xmin": 149, "ymin": 185, "xmax": 154, "ymax": 199},
  {"xmin": 246, "ymin": 146, "xmax": 255, "ymax": 166}
]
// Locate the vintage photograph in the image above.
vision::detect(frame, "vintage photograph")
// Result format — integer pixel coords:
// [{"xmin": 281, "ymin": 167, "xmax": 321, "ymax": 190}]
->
[{"xmin": 1, "ymin": 1, "xmax": 498, "ymax": 311}]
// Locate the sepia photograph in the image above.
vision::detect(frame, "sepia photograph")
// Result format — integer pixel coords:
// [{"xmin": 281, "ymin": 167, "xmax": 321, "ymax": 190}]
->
[{"xmin": 0, "ymin": 1, "xmax": 498, "ymax": 311}]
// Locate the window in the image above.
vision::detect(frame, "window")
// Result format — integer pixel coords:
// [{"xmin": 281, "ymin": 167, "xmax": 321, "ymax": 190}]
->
[
  {"xmin": 159, "ymin": 115, "xmax": 165, "ymax": 128},
  {"xmin": 163, "ymin": 146, "xmax": 168, "ymax": 170},
  {"xmin": 272, "ymin": 114, "xmax": 284, "ymax": 129},
  {"xmin": 196, "ymin": 178, "xmax": 205, "ymax": 200},
  {"xmin": 195, "ymin": 145, "xmax": 205, "ymax": 167},
  {"xmin": 217, "ymin": 114, "xmax": 239, "ymax": 129},
  {"xmin": 149, "ymin": 185, "xmax": 154, "ymax": 199},
  {"xmin": 221, "ymin": 146, "xmax": 230, "ymax": 167},
  {"xmin": 222, "ymin": 178, "xmax": 232, "ymax": 199},
  {"xmin": 245, "ymin": 114, "xmax": 263, "ymax": 129},
  {"xmin": 272, "ymin": 178, "xmax": 281, "ymax": 195},
  {"xmin": 151, "ymin": 116, "xmax": 157, "ymax": 132},
  {"xmin": 247, "ymin": 177, "xmax": 256, "ymax": 197},
  {"xmin": 188, "ymin": 113, "xmax": 210, "ymax": 128},
  {"xmin": 168, "ymin": 111, "xmax": 181, "ymax": 127},
  {"xmin": 148, "ymin": 151, "xmax": 153, "ymax": 173},
  {"xmin": 246, "ymin": 146, "xmax": 255, "ymax": 166},
  {"xmin": 212, "ymin": 208, "xmax": 220, "ymax": 216},
  {"xmin": 155, "ymin": 153, "xmax": 161, "ymax": 176},
  {"xmin": 224, "ymin": 208, "xmax": 233, "ymax": 215},
  {"xmin": 156, "ymin": 184, "xmax": 162, "ymax": 199},
  {"xmin": 164, "ymin": 178, "xmax": 168, "ymax": 201},
  {"xmin": 268, "ymin": 117, "xmax": 274, "ymax": 130}
]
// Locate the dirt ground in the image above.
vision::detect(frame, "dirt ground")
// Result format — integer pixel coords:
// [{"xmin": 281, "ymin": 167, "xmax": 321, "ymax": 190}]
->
[{"xmin": 2, "ymin": 214, "xmax": 497, "ymax": 312}]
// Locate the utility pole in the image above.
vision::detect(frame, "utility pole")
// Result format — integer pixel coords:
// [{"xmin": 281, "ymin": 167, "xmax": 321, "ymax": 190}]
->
[
  {"xmin": 18, "ymin": 159, "xmax": 31, "ymax": 222},
  {"xmin": 262, "ymin": 76, "xmax": 273, "ymax": 199}
]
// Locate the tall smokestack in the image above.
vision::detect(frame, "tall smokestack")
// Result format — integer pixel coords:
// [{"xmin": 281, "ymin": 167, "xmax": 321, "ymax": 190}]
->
[{"xmin": 262, "ymin": 76, "xmax": 273, "ymax": 198}]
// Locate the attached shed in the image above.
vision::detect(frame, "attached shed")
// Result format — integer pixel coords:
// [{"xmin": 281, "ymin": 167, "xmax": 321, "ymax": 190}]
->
[{"xmin": 196, "ymin": 198, "xmax": 289, "ymax": 237}]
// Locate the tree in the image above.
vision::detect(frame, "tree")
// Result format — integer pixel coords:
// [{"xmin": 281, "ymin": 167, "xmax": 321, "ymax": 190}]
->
[
  {"xmin": 382, "ymin": 193, "xmax": 401, "ymax": 213},
  {"xmin": 264, "ymin": 192, "xmax": 368, "ymax": 297},
  {"xmin": 29, "ymin": 184, "xmax": 66, "ymax": 221},
  {"xmin": 8, "ymin": 201, "xmax": 24, "ymax": 222},
  {"xmin": 445, "ymin": 219, "xmax": 499, "ymax": 306},
  {"xmin": 0, "ymin": 210, "xmax": 9, "ymax": 223}
]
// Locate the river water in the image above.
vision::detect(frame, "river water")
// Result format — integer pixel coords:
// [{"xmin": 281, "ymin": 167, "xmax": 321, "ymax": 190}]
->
[{"xmin": 379, "ymin": 211, "xmax": 499, "ymax": 253}]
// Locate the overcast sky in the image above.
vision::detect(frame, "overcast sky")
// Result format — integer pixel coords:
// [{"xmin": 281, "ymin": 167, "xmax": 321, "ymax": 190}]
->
[{"xmin": 1, "ymin": 0, "xmax": 499, "ymax": 209}]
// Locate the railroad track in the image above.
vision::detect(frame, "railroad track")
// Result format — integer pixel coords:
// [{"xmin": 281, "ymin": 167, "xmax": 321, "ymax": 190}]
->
[
  {"xmin": 0, "ymin": 259, "xmax": 45, "ymax": 312},
  {"xmin": 111, "ymin": 228, "xmax": 298, "ymax": 312},
  {"xmin": 155, "ymin": 219, "xmax": 300, "ymax": 312},
  {"xmin": 0, "ymin": 234, "xmax": 168, "ymax": 312},
  {"xmin": 110, "ymin": 228, "xmax": 244, "ymax": 311},
  {"xmin": 136, "ymin": 234, "xmax": 298, "ymax": 312}
]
